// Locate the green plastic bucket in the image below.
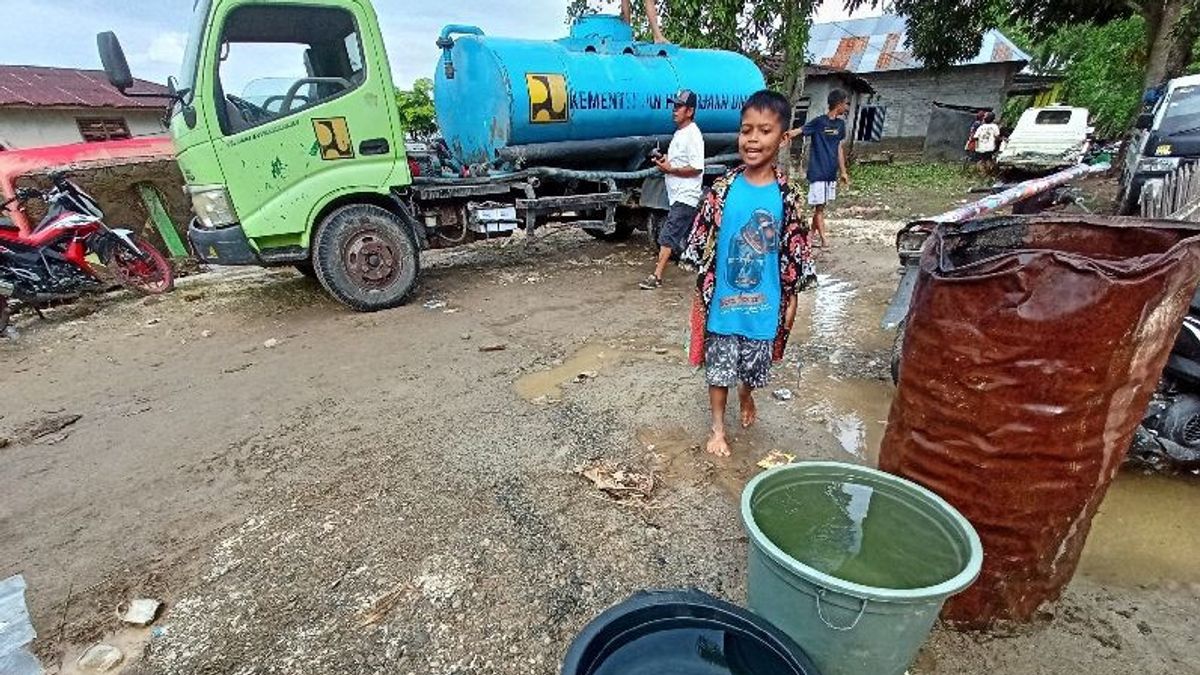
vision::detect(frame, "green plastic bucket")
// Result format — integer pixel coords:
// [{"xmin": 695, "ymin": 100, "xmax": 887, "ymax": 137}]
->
[{"xmin": 740, "ymin": 462, "xmax": 982, "ymax": 675}]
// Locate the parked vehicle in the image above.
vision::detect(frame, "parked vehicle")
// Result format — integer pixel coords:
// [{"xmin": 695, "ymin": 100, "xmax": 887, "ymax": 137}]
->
[
  {"xmin": 996, "ymin": 106, "xmax": 1092, "ymax": 173},
  {"xmin": 96, "ymin": 4, "xmax": 763, "ymax": 311},
  {"xmin": 0, "ymin": 172, "xmax": 173, "ymax": 334},
  {"xmin": 1129, "ymin": 288, "xmax": 1200, "ymax": 470},
  {"xmin": 1119, "ymin": 74, "xmax": 1200, "ymax": 215}
]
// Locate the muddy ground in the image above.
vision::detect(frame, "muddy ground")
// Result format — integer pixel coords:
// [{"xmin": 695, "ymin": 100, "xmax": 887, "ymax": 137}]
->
[{"xmin": 2, "ymin": 217, "xmax": 1198, "ymax": 674}]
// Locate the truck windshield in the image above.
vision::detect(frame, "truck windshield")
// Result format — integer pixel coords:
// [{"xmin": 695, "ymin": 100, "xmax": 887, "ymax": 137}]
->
[
  {"xmin": 177, "ymin": 0, "xmax": 213, "ymax": 104},
  {"xmin": 1162, "ymin": 85, "xmax": 1200, "ymax": 136}
]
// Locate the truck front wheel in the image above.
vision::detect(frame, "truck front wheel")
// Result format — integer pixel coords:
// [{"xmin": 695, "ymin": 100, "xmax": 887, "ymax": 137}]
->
[{"xmin": 313, "ymin": 204, "xmax": 419, "ymax": 312}]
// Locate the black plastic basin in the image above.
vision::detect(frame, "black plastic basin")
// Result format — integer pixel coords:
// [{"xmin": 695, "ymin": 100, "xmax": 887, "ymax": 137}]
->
[{"xmin": 561, "ymin": 589, "xmax": 821, "ymax": 675}]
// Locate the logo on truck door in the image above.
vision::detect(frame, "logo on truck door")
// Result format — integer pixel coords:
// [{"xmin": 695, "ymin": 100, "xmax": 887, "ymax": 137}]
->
[
  {"xmin": 527, "ymin": 74, "xmax": 569, "ymax": 124},
  {"xmin": 312, "ymin": 117, "xmax": 355, "ymax": 160}
]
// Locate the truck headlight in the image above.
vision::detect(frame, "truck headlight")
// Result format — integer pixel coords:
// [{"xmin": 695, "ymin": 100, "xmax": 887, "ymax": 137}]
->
[
  {"xmin": 187, "ymin": 185, "xmax": 239, "ymax": 229},
  {"xmin": 1137, "ymin": 157, "xmax": 1182, "ymax": 174}
]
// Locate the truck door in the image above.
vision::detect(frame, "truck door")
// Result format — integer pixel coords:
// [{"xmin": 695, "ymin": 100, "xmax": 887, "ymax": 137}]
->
[{"xmin": 208, "ymin": 2, "xmax": 400, "ymax": 250}]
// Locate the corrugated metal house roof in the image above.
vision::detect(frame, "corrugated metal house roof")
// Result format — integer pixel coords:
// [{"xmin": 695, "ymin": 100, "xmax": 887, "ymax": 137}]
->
[
  {"xmin": 808, "ymin": 14, "xmax": 1030, "ymax": 74},
  {"xmin": 0, "ymin": 65, "xmax": 168, "ymax": 109}
]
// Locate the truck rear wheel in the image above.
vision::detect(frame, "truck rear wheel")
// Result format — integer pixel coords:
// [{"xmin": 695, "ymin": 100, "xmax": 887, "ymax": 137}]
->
[{"xmin": 313, "ymin": 204, "xmax": 419, "ymax": 312}]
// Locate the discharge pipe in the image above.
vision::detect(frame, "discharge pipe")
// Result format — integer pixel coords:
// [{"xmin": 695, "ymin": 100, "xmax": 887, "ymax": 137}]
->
[{"xmin": 931, "ymin": 163, "xmax": 1111, "ymax": 223}]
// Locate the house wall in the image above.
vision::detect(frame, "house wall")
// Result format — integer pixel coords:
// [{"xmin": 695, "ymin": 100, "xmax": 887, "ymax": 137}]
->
[
  {"xmin": 0, "ymin": 107, "xmax": 166, "ymax": 149},
  {"xmin": 866, "ymin": 63, "xmax": 1016, "ymax": 141}
]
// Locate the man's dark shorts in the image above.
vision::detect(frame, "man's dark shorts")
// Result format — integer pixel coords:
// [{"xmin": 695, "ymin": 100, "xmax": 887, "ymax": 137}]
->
[{"xmin": 657, "ymin": 202, "xmax": 699, "ymax": 254}]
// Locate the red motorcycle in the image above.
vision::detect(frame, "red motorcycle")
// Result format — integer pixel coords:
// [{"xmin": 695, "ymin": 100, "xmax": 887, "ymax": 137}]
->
[{"xmin": 0, "ymin": 172, "xmax": 173, "ymax": 333}]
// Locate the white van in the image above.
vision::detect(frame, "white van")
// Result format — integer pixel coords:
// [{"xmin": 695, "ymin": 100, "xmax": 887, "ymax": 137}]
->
[
  {"xmin": 1119, "ymin": 74, "xmax": 1200, "ymax": 214},
  {"xmin": 996, "ymin": 106, "xmax": 1092, "ymax": 171}
]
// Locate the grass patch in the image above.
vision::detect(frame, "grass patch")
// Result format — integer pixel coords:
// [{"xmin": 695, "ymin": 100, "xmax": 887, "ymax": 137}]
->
[{"xmin": 839, "ymin": 162, "xmax": 982, "ymax": 220}]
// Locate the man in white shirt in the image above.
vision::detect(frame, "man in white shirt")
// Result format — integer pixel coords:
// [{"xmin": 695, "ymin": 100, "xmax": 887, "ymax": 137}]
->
[
  {"xmin": 640, "ymin": 89, "xmax": 704, "ymax": 290},
  {"xmin": 973, "ymin": 111, "xmax": 1001, "ymax": 167}
]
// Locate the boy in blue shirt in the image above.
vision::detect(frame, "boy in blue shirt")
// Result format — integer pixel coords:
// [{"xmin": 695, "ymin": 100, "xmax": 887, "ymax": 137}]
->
[
  {"xmin": 680, "ymin": 90, "xmax": 816, "ymax": 457},
  {"xmin": 800, "ymin": 89, "xmax": 851, "ymax": 248}
]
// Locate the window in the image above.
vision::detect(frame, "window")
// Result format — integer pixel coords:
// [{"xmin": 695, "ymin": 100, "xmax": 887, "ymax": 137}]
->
[
  {"xmin": 856, "ymin": 105, "xmax": 886, "ymax": 142},
  {"xmin": 1162, "ymin": 85, "xmax": 1200, "ymax": 137},
  {"xmin": 1034, "ymin": 110, "xmax": 1073, "ymax": 125},
  {"xmin": 77, "ymin": 118, "xmax": 132, "ymax": 142},
  {"xmin": 216, "ymin": 5, "xmax": 364, "ymax": 135},
  {"xmin": 791, "ymin": 97, "xmax": 811, "ymax": 130}
]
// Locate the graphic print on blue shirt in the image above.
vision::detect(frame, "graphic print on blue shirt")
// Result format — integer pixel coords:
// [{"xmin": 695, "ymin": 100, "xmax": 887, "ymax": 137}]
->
[{"xmin": 707, "ymin": 175, "xmax": 784, "ymax": 341}]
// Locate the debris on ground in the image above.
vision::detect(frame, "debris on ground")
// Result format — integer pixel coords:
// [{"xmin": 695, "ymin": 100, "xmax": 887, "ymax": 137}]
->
[
  {"xmin": 756, "ymin": 450, "xmax": 796, "ymax": 470},
  {"xmin": 772, "ymin": 388, "xmax": 794, "ymax": 402},
  {"xmin": 423, "ymin": 299, "xmax": 447, "ymax": 310},
  {"xmin": 182, "ymin": 292, "xmax": 205, "ymax": 302},
  {"xmin": 77, "ymin": 643, "xmax": 124, "ymax": 672},
  {"xmin": 145, "ymin": 318, "xmax": 161, "ymax": 326},
  {"xmin": 573, "ymin": 370, "xmax": 599, "ymax": 383},
  {"xmin": 118, "ymin": 598, "xmax": 162, "ymax": 626},
  {"xmin": 358, "ymin": 582, "xmax": 413, "ymax": 628},
  {"xmin": 263, "ymin": 338, "xmax": 279, "ymax": 349},
  {"xmin": 460, "ymin": 333, "xmax": 471, "ymax": 341},
  {"xmin": 0, "ymin": 575, "xmax": 39, "ymax": 675},
  {"xmin": 652, "ymin": 347, "xmax": 669, "ymax": 355},
  {"xmin": 479, "ymin": 343, "xmax": 507, "ymax": 352},
  {"xmin": 10, "ymin": 413, "xmax": 81, "ymax": 444},
  {"xmin": 575, "ymin": 459, "xmax": 656, "ymax": 505},
  {"xmin": 200, "ymin": 330, "xmax": 214, "ymax": 338}
]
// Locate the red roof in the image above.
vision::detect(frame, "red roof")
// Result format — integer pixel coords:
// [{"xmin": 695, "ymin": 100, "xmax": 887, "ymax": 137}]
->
[{"xmin": 0, "ymin": 65, "xmax": 168, "ymax": 109}]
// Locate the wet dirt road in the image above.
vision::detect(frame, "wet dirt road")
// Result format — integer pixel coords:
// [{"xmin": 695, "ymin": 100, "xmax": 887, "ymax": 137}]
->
[{"xmin": 2, "ymin": 222, "xmax": 1197, "ymax": 674}]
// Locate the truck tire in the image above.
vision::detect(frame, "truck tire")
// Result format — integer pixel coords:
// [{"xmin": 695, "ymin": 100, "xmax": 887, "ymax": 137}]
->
[
  {"xmin": 312, "ymin": 204, "xmax": 419, "ymax": 312},
  {"xmin": 584, "ymin": 221, "xmax": 635, "ymax": 242},
  {"xmin": 294, "ymin": 260, "xmax": 317, "ymax": 279},
  {"xmin": 890, "ymin": 320, "xmax": 906, "ymax": 385}
]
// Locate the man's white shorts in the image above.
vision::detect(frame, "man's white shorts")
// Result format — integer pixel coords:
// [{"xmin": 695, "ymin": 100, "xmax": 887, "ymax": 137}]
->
[{"xmin": 808, "ymin": 181, "xmax": 837, "ymax": 206}]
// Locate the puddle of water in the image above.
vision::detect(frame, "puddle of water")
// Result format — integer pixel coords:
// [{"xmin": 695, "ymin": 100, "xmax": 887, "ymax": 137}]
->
[
  {"xmin": 638, "ymin": 426, "xmax": 773, "ymax": 501},
  {"xmin": 1078, "ymin": 470, "xmax": 1200, "ymax": 588},
  {"xmin": 810, "ymin": 274, "xmax": 857, "ymax": 345},
  {"xmin": 515, "ymin": 343, "xmax": 652, "ymax": 402},
  {"xmin": 786, "ymin": 364, "xmax": 894, "ymax": 462}
]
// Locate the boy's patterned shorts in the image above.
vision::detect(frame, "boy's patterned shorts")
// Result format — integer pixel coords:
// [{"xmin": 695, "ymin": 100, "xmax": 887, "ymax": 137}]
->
[{"xmin": 705, "ymin": 333, "xmax": 772, "ymax": 389}]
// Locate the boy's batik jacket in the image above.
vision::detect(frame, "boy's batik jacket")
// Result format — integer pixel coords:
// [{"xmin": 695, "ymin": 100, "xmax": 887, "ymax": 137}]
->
[{"xmin": 679, "ymin": 164, "xmax": 817, "ymax": 367}]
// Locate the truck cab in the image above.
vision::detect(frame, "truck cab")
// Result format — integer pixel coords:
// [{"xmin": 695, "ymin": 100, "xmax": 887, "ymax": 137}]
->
[
  {"xmin": 101, "ymin": 0, "xmax": 418, "ymax": 310},
  {"xmin": 1120, "ymin": 74, "xmax": 1200, "ymax": 215}
]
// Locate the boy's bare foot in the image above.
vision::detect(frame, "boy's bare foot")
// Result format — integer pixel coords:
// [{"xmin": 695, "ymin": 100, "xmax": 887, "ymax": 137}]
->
[
  {"xmin": 740, "ymin": 389, "xmax": 757, "ymax": 428},
  {"xmin": 706, "ymin": 431, "xmax": 730, "ymax": 457}
]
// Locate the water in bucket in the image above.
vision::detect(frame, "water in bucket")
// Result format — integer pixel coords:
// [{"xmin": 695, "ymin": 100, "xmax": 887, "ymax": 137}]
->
[
  {"xmin": 753, "ymin": 479, "xmax": 963, "ymax": 589},
  {"xmin": 591, "ymin": 624, "xmax": 801, "ymax": 675}
]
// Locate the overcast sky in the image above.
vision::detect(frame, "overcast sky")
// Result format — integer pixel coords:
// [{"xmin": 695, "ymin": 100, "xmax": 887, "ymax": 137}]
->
[{"xmin": 1, "ymin": 1, "xmax": 878, "ymax": 91}]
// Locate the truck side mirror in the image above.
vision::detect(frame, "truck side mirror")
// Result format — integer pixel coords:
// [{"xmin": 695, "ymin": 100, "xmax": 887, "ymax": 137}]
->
[
  {"xmin": 97, "ymin": 32, "xmax": 134, "ymax": 92},
  {"xmin": 1135, "ymin": 112, "xmax": 1155, "ymax": 131}
]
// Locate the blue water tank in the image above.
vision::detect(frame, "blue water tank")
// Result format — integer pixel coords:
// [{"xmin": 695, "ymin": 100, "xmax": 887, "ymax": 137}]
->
[{"xmin": 433, "ymin": 15, "xmax": 766, "ymax": 167}]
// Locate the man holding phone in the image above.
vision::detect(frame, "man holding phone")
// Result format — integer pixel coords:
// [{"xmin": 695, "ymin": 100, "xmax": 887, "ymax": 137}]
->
[{"xmin": 640, "ymin": 89, "xmax": 705, "ymax": 290}]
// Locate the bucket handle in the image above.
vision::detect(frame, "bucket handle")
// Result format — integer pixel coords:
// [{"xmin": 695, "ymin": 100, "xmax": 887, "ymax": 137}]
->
[{"xmin": 816, "ymin": 589, "xmax": 868, "ymax": 632}]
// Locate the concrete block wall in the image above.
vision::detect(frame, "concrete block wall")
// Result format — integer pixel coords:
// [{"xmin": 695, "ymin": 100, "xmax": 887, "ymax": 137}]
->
[{"xmin": 867, "ymin": 63, "xmax": 1015, "ymax": 141}]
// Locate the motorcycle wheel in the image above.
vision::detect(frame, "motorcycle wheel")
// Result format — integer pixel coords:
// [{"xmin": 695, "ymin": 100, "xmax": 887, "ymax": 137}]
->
[{"xmin": 111, "ymin": 236, "xmax": 175, "ymax": 295}]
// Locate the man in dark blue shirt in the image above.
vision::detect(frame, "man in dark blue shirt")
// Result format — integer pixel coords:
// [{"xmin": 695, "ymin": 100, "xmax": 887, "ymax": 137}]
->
[{"xmin": 800, "ymin": 89, "xmax": 851, "ymax": 248}]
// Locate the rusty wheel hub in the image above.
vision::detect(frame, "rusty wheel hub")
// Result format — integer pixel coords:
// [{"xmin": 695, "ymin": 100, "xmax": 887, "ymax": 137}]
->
[{"xmin": 344, "ymin": 232, "xmax": 398, "ymax": 288}]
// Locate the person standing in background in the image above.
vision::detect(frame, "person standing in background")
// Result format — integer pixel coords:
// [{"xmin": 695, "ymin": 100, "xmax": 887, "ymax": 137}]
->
[
  {"xmin": 640, "ymin": 90, "xmax": 705, "ymax": 289},
  {"xmin": 621, "ymin": 0, "xmax": 667, "ymax": 43},
  {"xmin": 972, "ymin": 112, "xmax": 1001, "ymax": 170},
  {"xmin": 799, "ymin": 89, "xmax": 850, "ymax": 249}
]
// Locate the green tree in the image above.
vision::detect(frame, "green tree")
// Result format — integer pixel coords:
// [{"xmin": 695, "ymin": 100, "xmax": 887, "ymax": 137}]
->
[
  {"xmin": 848, "ymin": 0, "xmax": 1198, "ymax": 90},
  {"xmin": 395, "ymin": 78, "xmax": 437, "ymax": 140}
]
